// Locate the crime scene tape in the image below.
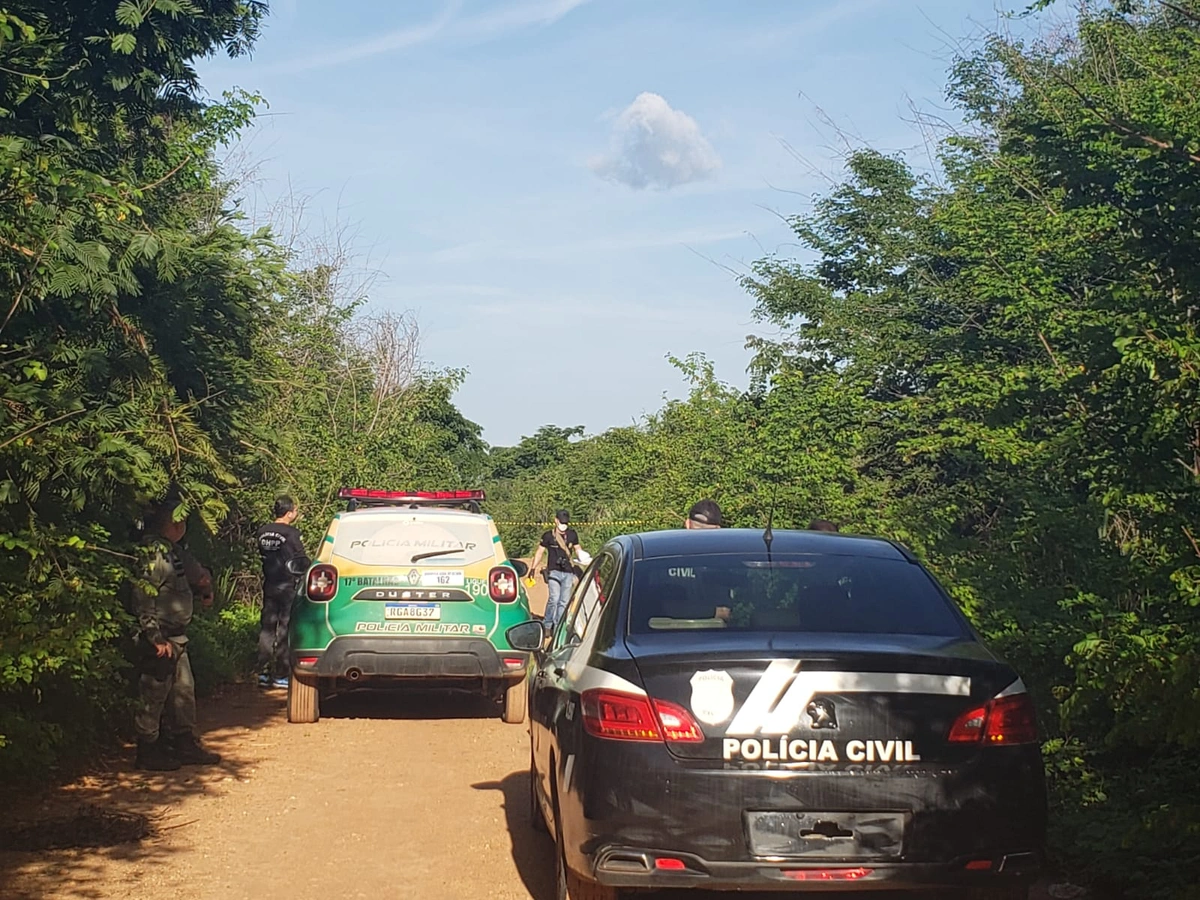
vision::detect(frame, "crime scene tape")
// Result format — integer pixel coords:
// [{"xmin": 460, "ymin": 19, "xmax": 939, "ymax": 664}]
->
[{"xmin": 494, "ymin": 520, "xmax": 655, "ymax": 527}]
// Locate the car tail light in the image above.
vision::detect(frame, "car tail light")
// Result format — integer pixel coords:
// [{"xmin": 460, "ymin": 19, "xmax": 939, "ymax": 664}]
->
[
  {"xmin": 502, "ymin": 656, "xmax": 525, "ymax": 669},
  {"xmin": 983, "ymin": 694, "xmax": 1039, "ymax": 744},
  {"xmin": 582, "ymin": 690, "xmax": 661, "ymax": 741},
  {"xmin": 948, "ymin": 703, "xmax": 989, "ymax": 742},
  {"xmin": 581, "ymin": 690, "xmax": 706, "ymax": 744},
  {"xmin": 782, "ymin": 867, "xmax": 873, "ymax": 882},
  {"xmin": 948, "ymin": 692, "xmax": 1038, "ymax": 745},
  {"xmin": 296, "ymin": 657, "xmax": 320, "ymax": 667},
  {"xmin": 650, "ymin": 698, "xmax": 704, "ymax": 743},
  {"xmin": 489, "ymin": 567, "xmax": 517, "ymax": 602},
  {"xmin": 654, "ymin": 858, "xmax": 686, "ymax": 871},
  {"xmin": 306, "ymin": 564, "xmax": 338, "ymax": 602}
]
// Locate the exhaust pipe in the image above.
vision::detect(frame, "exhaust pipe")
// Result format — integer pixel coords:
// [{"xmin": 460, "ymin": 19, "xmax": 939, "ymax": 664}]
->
[{"xmin": 345, "ymin": 667, "xmax": 363, "ymax": 682}]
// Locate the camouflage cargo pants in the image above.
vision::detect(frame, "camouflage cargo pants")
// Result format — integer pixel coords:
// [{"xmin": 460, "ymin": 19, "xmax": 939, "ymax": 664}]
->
[{"xmin": 135, "ymin": 639, "xmax": 196, "ymax": 741}]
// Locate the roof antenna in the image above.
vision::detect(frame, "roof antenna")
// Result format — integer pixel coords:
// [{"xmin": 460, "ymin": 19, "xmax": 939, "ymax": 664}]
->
[{"xmin": 763, "ymin": 483, "xmax": 777, "ymax": 559}]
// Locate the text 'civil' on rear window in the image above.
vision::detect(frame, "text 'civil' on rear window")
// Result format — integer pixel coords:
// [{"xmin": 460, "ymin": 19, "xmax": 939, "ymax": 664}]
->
[
  {"xmin": 332, "ymin": 517, "xmax": 494, "ymax": 566},
  {"xmin": 629, "ymin": 553, "xmax": 966, "ymax": 637}
]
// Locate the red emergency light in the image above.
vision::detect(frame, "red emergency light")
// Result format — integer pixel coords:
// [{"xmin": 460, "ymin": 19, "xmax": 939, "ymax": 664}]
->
[{"xmin": 337, "ymin": 489, "xmax": 486, "ymax": 502}]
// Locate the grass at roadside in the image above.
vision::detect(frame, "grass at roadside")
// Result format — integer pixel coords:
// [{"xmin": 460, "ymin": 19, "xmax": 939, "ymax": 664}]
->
[{"xmin": 188, "ymin": 601, "xmax": 261, "ymax": 696}]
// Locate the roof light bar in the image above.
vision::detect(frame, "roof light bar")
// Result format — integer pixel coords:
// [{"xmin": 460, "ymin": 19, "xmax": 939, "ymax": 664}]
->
[{"xmin": 337, "ymin": 488, "xmax": 486, "ymax": 503}]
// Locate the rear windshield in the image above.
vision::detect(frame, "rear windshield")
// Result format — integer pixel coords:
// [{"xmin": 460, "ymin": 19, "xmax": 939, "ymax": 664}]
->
[
  {"xmin": 331, "ymin": 515, "xmax": 495, "ymax": 567},
  {"xmin": 629, "ymin": 553, "xmax": 966, "ymax": 637}
]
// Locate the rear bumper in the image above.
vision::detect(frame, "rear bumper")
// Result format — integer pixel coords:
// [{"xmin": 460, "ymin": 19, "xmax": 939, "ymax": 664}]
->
[
  {"xmin": 558, "ymin": 738, "xmax": 1046, "ymax": 890},
  {"xmin": 590, "ymin": 850, "xmax": 1040, "ymax": 891},
  {"xmin": 292, "ymin": 637, "xmax": 526, "ymax": 682}
]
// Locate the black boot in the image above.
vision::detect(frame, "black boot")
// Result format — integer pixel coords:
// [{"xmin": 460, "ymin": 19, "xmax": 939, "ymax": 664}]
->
[
  {"xmin": 135, "ymin": 737, "xmax": 181, "ymax": 771},
  {"xmin": 170, "ymin": 732, "xmax": 222, "ymax": 765}
]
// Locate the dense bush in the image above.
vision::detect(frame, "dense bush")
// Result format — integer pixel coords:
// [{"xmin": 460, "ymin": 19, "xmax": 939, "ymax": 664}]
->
[
  {"xmin": 188, "ymin": 602, "xmax": 260, "ymax": 696},
  {"xmin": 0, "ymin": 1, "xmax": 484, "ymax": 780}
]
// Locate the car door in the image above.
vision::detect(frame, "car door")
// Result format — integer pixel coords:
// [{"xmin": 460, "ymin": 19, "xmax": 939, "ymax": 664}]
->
[
  {"xmin": 544, "ymin": 552, "xmax": 622, "ymax": 814},
  {"xmin": 532, "ymin": 558, "xmax": 596, "ymax": 825}
]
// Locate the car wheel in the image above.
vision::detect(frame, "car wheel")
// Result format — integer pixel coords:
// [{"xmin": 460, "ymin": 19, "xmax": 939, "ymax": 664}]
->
[
  {"xmin": 502, "ymin": 677, "xmax": 527, "ymax": 724},
  {"xmin": 287, "ymin": 672, "xmax": 319, "ymax": 723},
  {"xmin": 530, "ymin": 745, "xmax": 547, "ymax": 834},
  {"xmin": 553, "ymin": 786, "xmax": 619, "ymax": 900}
]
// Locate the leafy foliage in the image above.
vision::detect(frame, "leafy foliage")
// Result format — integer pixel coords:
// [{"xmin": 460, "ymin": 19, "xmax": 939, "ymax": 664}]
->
[{"xmin": 0, "ymin": 1, "xmax": 485, "ymax": 779}]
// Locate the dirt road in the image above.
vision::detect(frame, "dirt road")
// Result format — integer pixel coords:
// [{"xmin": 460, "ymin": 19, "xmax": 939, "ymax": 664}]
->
[
  {"xmin": 2, "ymin": 685, "xmax": 944, "ymax": 900},
  {"xmin": 1, "ymin": 577, "xmax": 1057, "ymax": 900},
  {"xmin": 4, "ymin": 573, "xmax": 560, "ymax": 900}
]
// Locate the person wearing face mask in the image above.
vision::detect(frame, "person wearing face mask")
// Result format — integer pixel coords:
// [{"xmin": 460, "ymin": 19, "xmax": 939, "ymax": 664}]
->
[{"xmin": 529, "ymin": 510, "xmax": 586, "ymax": 635}]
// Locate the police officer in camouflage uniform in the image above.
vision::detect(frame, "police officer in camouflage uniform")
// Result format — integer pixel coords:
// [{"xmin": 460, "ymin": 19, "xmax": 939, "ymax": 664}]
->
[{"xmin": 132, "ymin": 501, "xmax": 222, "ymax": 771}]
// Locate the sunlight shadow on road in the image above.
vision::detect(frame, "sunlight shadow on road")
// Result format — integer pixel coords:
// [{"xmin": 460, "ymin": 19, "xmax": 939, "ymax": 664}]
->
[
  {"xmin": 471, "ymin": 771, "xmax": 556, "ymax": 900},
  {"xmin": 321, "ymin": 686, "xmax": 503, "ymax": 721},
  {"xmin": 0, "ymin": 682, "xmax": 286, "ymax": 900}
]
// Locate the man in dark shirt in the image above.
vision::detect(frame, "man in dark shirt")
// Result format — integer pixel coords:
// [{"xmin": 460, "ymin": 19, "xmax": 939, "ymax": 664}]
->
[
  {"xmin": 529, "ymin": 510, "xmax": 586, "ymax": 634},
  {"xmin": 256, "ymin": 495, "xmax": 305, "ymax": 689}
]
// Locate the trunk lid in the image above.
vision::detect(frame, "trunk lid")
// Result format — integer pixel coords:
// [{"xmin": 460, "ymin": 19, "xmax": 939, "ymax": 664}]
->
[{"xmin": 626, "ymin": 632, "xmax": 1015, "ymax": 766}]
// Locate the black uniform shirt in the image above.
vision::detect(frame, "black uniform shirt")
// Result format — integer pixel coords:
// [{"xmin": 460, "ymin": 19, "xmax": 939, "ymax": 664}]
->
[
  {"xmin": 540, "ymin": 527, "xmax": 580, "ymax": 572},
  {"xmin": 256, "ymin": 522, "xmax": 305, "ymax": 588}
]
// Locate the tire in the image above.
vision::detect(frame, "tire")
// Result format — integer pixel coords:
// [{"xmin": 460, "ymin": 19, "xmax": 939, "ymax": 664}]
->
[
  {"xmin": 502, "ymin": 676, "xmax": 527, "ymax": 724},
  {"xmin": 530, "ymin": 744, "xmax": 547, "ymax": 833},
  {"xmin": 553, "ymin": 780, "xmax": 619, "ymax": 900},
  {"xmin": 287, "ymin": 671, "xmax": 319, "ymax": 723}
]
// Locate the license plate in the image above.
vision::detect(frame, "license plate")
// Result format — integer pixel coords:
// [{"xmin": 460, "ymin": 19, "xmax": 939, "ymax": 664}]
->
[
  {"xmin": 745, "ymin": 811, "xmax": 906, "ymax": 859},
  {"xmin": 384, "ymin": 603, "xmax": 441, "ymax": 620}
]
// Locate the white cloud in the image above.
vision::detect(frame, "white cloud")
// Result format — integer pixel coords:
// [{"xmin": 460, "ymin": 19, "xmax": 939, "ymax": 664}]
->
[{"xmin": 589, "ymin": 93, "xmax": 721, "ymax": 191}]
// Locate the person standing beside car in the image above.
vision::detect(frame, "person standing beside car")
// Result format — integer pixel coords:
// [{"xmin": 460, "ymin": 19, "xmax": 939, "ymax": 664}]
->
[
  {"xmin": 132, "ymin": 500, "xmax": 222, "ymax": 771},
  {"xmin": 530, "ymin": 510, "xmax": 586, "ymax": 635},
  {"xmin": 256, "ymin": 495, "xmax": 306, "ymax": 689}
]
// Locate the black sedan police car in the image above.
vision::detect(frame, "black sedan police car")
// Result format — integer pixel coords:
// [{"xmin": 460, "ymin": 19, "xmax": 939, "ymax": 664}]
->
[{"xmin": 505, "ymin": 528, "xmax": 1046, "ymax": 899}]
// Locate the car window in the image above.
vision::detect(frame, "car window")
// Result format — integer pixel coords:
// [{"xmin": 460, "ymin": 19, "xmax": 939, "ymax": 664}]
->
[
  {"xmin": 569, "ymin": 552, "xmax": 618, "ymax": 643},
  {"xmin": 628, "ymin": 552, "xmax": 967, "ymax": 637},
  {"xmin": 330, "ymin": 514, "xmax": 494, "ymax": 567},
  {"xmin": 551, "ymin": 560, "xmax": 597, "ymax": 651}
]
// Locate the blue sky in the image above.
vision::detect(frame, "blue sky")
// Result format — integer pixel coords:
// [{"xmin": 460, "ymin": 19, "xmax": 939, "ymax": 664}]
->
[{"xmin": 199, "ymin": 0, "xmax": 1022, "ymax": 447}]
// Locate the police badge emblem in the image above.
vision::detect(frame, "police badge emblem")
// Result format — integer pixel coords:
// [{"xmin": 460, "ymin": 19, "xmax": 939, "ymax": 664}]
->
[{"xmin": 690, "ymin": 670, "xmax": 735, "ymax": 726}]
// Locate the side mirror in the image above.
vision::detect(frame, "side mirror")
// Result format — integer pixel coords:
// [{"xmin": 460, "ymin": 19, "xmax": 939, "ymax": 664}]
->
[
  {"xmin": 506, "ymin": 620, "xmax": 545, "ymax": 652},
  {"xmin": 286, "ymin": 556, "xmax": 312, "ymax": 577},
  {"xmin": 510, "ymin": 559, "xmax": 529, "ymax": 578}
]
